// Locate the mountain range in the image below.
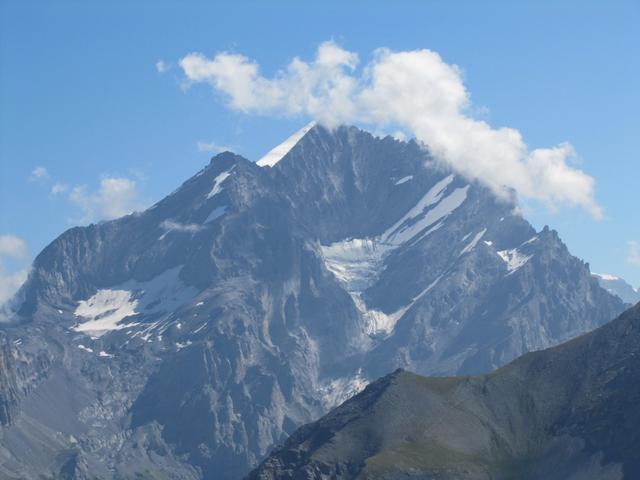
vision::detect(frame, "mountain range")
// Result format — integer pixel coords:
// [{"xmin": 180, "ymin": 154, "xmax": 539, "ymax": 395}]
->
[{"xmin": 0, "ymin": 125, "xmax": 625, "ymax": 479}]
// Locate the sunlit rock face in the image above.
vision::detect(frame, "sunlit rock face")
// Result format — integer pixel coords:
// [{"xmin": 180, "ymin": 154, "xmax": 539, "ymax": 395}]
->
[{"xmin": 0, "ymin": 125, "xmax": 624, "ymax": 479}]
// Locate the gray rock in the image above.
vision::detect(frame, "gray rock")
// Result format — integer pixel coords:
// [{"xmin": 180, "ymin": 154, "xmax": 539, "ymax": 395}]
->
[{"xmin": 0, "ymin": 125, "xmax": 625, "ymax": 478}]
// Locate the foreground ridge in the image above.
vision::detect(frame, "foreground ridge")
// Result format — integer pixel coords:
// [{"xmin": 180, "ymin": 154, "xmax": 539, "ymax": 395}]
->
[{"xmin": 249, "ymin": 303, "xmax": 640, "ymax": 479}]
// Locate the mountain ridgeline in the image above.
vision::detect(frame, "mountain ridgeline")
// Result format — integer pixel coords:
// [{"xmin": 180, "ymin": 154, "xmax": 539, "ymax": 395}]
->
[{"xmin": 0, "ymin": 125, "xmax": 625, "ymax": 479}]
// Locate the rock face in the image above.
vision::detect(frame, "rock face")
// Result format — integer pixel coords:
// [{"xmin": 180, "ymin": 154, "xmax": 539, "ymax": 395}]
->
[
  {"xmin": 0, "ymin": 125, "xmax": 625, "ymax": 479},
  {"xmin": 249, "ymin": 303, "xmax": 640, "ymax": 480}
]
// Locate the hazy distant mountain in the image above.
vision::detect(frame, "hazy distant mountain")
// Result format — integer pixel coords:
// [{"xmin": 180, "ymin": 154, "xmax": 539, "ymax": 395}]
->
[
  {"xmin": 249, "ymin": 303, "xmax": 640, "ymax": 480},
  {"xmin": 0, "ymin": 125, "xmax": 624, "ymax": 479},
  {"xmin": 593, "ymin": 273, "xmax": 640, "ymax": 305}
]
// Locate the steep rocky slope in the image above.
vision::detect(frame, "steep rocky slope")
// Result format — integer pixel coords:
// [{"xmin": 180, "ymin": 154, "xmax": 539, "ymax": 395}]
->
[{"xmin": 0, "ymin": 125, "xmax": 624, "ymax": 478}]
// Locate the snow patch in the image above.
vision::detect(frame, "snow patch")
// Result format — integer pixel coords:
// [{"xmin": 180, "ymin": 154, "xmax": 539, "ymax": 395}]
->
[
  {"xmin": 321, "ymin": 238, "xmax": 385, "ymax": 292},
  {"xmin": 321, "ymin": 175, "xmax": 463, "ymax": 277},
  {"xmin": 320, "ymin": 175, "xmax": 467, "ymax": 337},
  {"xmin": 460, "ymin": 228, "xmax": 487, "ymax": 256},
  {"xmin": 319, "ymin": 369, "xmax": 368, "ymax": 409},
  {"xmin": 256, "ymin": 121, "xmax": 316, "ymax": 167},
  {"xmin": 73, "ymin": 266, "xmax": 198, "ymax": 339},
  {"xmin": 394, "ymin": 175, "xmax": 413, "ymax": 185},
  {"xmin": 355, "ymin": 275, "xmax": 442, "ymax": 336},
  {"xmin": 497, "ymin": 249, "xmax": 532, "ymax": 273},
  {"xmin": 207, "ymin": 167, "xmax": 235, "ymax": 199},
  {"xmin": 193, "ymin": 323, "xmax": 207, "ymax": 334},
  {"xmin": 204, "ymin": 206, "xmax": 227, "ymax": 224},
  {"xmin": 77, "ymin": 344, "xmax": 93, "ymax": 353},
  {"xmin": 351, "ymin": 294, "xmax": 405, "ymax": 336},
  {"xmin": 73, "ymin": 290, "xmax": 138, "ymax": 338},
  {"xmin": 98, "ymin": 351, "xmax": 114, "ymax": 358},
  {"xmin": 382, "ymin": 183, "xmax": 468, "ymax": 246},
  {"xmin": 593, "ymin": 273, "xmax": 620, "ymax": 281},
  {"xmin": 160, "ymin": 220, "xmax": 203, "ymax": 235}
]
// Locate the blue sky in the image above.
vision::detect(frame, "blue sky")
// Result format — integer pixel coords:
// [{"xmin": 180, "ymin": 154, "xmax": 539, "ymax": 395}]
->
[{"xmin": 1, "ymin": 0, "xmax": 639, "ymax": 300}]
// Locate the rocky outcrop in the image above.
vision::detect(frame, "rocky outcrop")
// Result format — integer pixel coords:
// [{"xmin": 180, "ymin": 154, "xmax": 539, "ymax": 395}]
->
[{"xmin": 0, "ymin": 336, "xmax": 19, "ymax": 425}]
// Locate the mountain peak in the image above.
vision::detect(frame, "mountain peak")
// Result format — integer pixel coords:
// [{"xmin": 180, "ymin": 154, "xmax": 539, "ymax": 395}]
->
[
  {"xmin": 0, "ymin": 122, "xmax": 625, "ymax": 480},
  {"xmin": 208, "ymin": 150, "xmax": 242, "ymax": 165},
  {"xmin": 256, "ymin": 121, "xmax": 316, "ymax": 167}
]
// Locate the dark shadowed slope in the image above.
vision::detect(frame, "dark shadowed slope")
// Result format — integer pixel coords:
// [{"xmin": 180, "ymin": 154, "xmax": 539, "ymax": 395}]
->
[{"xmin": 249, "ymin": 303, "xmax": 640, "ymax": 480}]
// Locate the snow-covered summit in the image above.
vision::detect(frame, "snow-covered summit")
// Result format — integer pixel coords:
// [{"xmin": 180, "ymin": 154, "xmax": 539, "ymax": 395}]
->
[{"xmin": 256, "ymin": 121, "xmax": 316, "ymax": 167}]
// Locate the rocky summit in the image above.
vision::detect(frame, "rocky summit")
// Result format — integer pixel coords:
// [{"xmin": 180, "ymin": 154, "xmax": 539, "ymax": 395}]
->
[{"xmin": 0, "ymin": 125, "xmax": 624, "ymax": 479}]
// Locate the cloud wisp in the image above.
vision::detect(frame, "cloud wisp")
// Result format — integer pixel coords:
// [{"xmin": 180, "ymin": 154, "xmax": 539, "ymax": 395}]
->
[
  {"xmin": 179, "ymin": 41, "xmax": 601, "ymax": 218},
  {"xmin": 0, "ymin": 234, "xmax": 29, "ymax": 308},
  {"xmin": 160, "ymin": 220, "xmax": 203, "ymax": 233},
  {"xmin": 156, "ymin": 60, "xmax": 169, "ymax": 73},
  {"xmin": 51, "ymin": 182, "xmax": 69, "ymax": 195},
  {"xmin": 197, "ymin": 141, "xmax": 234, "ymax": 154},
  {"xmin": 0, "ymin": 235, "xmax": 28, "ymax": 260},
  {"xmin": 28, "ymin": 166, "xmax": 49, "ymax": 182},
  {"xmin": 28, "ymin": 165, "xmax": 145, "ymax": 224},
  {"xmin": 628, "ymin": 241, "xmax": 640, "ymax": 267},
  {"xmin": 69, "ymin": 176, "xmax": 145, "ymax": 223}
]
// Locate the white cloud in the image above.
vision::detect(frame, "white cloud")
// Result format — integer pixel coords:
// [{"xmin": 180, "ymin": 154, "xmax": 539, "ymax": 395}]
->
[
  {"xmin": 197, "ymin": 141, "xmax": 234, "ymax": 154},
  {"xmin": 28, "ymin": 166, "xmax": 49, "ymax": 181},
  {"xmin": 69, "ymin": 176, "xmax": 144, "ymax": 223},
  {"xmin": 0, "ymin": 235, "xmax": 29, "ymax": 308},
  {"xmin": 25, "ymin": 168, "xmax": 142, "ymax": 222},
  {"xmin": 628, "ymin": 241, "xmax": 640, "ymax": 267},
  {"xmin": 180, "ymin": 41, "xmax": 602, "ymax": 218},
  {"xmin": 156, "ymin": 60, "xmax": 168, "ymax": 73},
  {"xmin": 0, "ymin": 235, "xmax": 28, "ymax": 259},
  {"xmin": 51, "ymin": 182, "xmax": 69, "ymax": 195},
  {"xmin": 0, "ymin": 265, "xmax": 28, "ymax": 308},
  {"xmin": 160, "ymin": 220, "xmax": 203, "ymax": 233},
  {"xmin": 180, "ymin": 41, "xmax": 359, "ymax": 120},
  {"xmin": 27, "ymin": 168, "xmax": 145, "ymax": 223},
  {"xmin": 391, "ymin": 131, "xmax": 408, "ymax": 142}
]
